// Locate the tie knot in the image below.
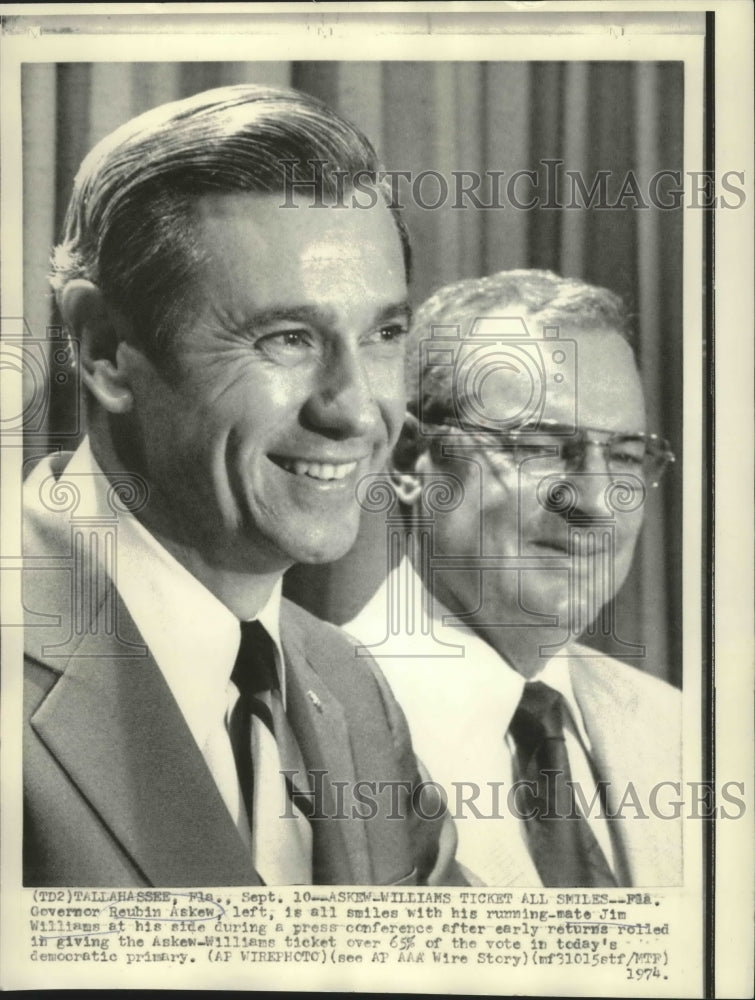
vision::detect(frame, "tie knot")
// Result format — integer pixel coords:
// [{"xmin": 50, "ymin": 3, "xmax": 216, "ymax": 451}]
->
[
  {"xmin": 232, "ymin": 620, "xmax": 279, "ymax": 700},
  {"xmin": 510, "ymin": 681, "xmax": 565, "ymax": 754}
]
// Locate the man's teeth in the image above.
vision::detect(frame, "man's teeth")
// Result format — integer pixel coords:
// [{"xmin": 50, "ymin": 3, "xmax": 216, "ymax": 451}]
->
[{"xmin": 285, "ymin": 459, "xmax": 358, "ymax": 481}]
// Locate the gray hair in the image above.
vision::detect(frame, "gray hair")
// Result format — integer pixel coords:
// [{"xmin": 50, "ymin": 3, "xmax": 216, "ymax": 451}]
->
[{"xmin": 406, "ymin": 268, "xmax": 633, "ymax": 428}]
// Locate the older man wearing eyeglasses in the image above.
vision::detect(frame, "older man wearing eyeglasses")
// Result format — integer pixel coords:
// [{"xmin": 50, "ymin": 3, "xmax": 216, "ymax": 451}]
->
[{"xmin": 344, "ymin": 269, "xmax": 682, "ymax": 888}]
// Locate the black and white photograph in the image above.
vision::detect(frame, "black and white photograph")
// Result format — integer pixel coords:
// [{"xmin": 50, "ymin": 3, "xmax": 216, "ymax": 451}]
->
[{"xmin": 1, "ymin": 3, "xmax": 752, "ymax": 996}]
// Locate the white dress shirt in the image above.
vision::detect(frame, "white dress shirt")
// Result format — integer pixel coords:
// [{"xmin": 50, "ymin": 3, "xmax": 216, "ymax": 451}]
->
[
  {"xmin": 65, "ymin": 438, "xmax": 284, "ymax": 845},
  {"xmin": 344, "ymin": 558, "xmax": 618, "ymax": 885}
]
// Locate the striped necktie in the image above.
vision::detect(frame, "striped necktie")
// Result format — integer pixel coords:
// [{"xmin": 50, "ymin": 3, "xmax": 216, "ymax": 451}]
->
[
  {"xmin": 509, "ymin": 681, "xmax": 617, "ymax": 887},
  {"xmin": 229, "ymin": 620, "xmax": 312, "ymax": 884}
]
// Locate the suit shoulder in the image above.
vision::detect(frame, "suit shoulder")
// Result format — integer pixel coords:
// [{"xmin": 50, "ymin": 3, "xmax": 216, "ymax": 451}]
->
[
  {"xmin": 281, "ymin": 597, "xmax": 386, "ymax": 669},
  {"xmin": 569, "ymin": 642, "xmax": 680, "ymax": 709},
  {"xmin": 24, "ymin": 655, "xmax": 61, "ymax": 719},
  {"xmin": 280, "ymin": 598, "xmax": 404, "ymax": 725},
  {"xmin": 281, "ymin": 597, "xmax": 360, "ymax": 651}
]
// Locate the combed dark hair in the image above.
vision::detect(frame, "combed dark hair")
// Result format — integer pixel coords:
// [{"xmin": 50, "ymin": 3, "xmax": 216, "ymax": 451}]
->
[
  {"xmin": 405, "ymin": 268, "xmax": 634, "ymax": 427},
  {"xmin": 51, "ymin": 84, "xmax": 411, "ymax": 358}
]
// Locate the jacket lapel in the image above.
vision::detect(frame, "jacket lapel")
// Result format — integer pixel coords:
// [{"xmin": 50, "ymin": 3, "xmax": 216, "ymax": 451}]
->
[
  {"xmin": 569, "ymin": 650, "xmax": 682, "ymax": 885},
  {"xmin": 29, "ymin": 619, "xmax": 259, "ymax": 888},
  {"xmin": 281, "ymin": 609, "xmax": 372, "ymax": 884},
  {"xmin": 24, "ymin": 457, "xmax": 258, "ymax": 887}
]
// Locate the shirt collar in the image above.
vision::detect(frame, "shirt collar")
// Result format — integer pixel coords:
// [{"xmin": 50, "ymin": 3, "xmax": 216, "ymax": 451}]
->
[
  {"xmin": 532, "ymin": 655, "xmax": 592, "ymax": 749},
  {"xmin": 422, "ymin": 562, "xmax": 591, "ymax": 747},
  {"xmin": 72, "ymin": 437, "xmax": 285, "ymax": 753},
  {"xmin": 370, "ymin": 560, "xmax": 528, "ymax": 729}
]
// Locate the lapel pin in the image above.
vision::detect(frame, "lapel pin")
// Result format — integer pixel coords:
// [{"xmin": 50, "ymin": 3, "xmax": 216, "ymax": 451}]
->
[{"xmin": 306, "ymin": 689, "xmax": 323, "ymax": 712}]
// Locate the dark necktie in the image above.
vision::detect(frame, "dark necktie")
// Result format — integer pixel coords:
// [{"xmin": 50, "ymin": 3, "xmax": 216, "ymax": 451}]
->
[
  {"xmin": 229, "ymin": 620, "xmax": 312, "ymax": 884},
  {"xmin": 509, "ymin": 681, "xmax": 617, "ymax": 887}
]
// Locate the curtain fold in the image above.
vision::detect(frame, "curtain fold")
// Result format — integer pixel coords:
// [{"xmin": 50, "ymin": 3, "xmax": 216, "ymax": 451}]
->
[{"xmin": 21, "ymin": 60, "xmax": 684, "ymax": 685}]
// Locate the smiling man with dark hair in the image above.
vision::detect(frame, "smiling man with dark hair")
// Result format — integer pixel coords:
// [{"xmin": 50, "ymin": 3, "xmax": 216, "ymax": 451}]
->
[{"xmin": 23, "ymin": 84, "xmax": 458, "ymax": 888}]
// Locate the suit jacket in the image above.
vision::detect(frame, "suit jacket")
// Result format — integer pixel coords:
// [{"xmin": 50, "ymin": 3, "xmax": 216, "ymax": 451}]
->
[
  {"xmin": 553, "ymin": 643, "xmax": 682, "ymax": 885},
  {"xmin": 22, "ymin": 453, "xmax": 459, "ymax": 887},
  {"xmin": 345, "ymin": 561, "xmax": 683, "ymax": 887}
]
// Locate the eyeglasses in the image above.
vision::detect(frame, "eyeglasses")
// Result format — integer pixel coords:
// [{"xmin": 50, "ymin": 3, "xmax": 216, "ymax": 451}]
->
[{"xmin": 428, "ymin": 419, "xmax": 676, "ymax": 488}]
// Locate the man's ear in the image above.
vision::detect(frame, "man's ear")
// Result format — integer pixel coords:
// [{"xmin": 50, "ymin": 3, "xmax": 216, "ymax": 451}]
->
[
  {"xmin": 390, "ymin": 470, "xmax": 423, "ymax": 506},
  {"xmin": 390, "ymin": 449, "xmax": 438, "ymax": 505},
  {"xmin": 390, "ymin": 411, "xmax": 437, "ymax": 505},
  {"xmin": 59, "ymin": 280, "xmax": 134, "ymax": 414}
]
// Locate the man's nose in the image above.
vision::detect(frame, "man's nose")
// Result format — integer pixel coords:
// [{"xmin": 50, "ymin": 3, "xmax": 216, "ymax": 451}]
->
[
  {"xmin": 570, "ymin": 474, "xmax": 612, "ymax": 518},
  {"xmin": 565, "ymin": 443, "xmax": 626, "ymax": 519},
  {"xmin": 302, "ymin": 345, "xmax": 378, "ymax": 438}
]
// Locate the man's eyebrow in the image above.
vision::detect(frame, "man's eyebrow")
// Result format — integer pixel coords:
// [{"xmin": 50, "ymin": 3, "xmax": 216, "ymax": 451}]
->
[
  {"xmin": 521, "ymin": 421, "xmax": 575, "ymax": 434},
  {"xmin": 375, "ymin": 300, "xmax": 413, "ymax": 326},
  {"xmin": 225, "ymin": 300, "xmax": 413, "ymax": 331}
]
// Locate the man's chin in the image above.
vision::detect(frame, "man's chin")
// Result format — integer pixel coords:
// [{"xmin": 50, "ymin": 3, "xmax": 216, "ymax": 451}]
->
[
  {"xmin": 280, "ymin": 526, "xmax": 359, "ymax": 566},
  {"xmin": 518, "ymin": 580, "xmax": 571, "ymax": 619}
]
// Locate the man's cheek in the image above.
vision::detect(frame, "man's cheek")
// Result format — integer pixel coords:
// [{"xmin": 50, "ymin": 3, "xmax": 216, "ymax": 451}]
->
[{"xmin": 617, "ymin": 517, "xmax": 644, "ymax": 556}]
